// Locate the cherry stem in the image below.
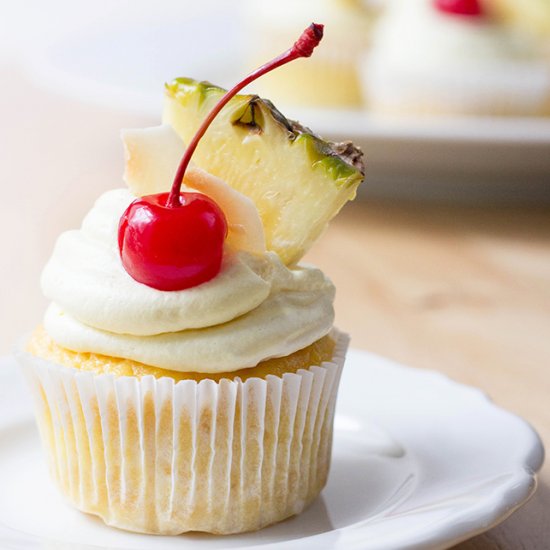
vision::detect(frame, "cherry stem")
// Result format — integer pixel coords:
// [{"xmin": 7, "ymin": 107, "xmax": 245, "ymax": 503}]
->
[{"xmin": 166, "ymin": 22, "xmax": 324, "ymax": 208}]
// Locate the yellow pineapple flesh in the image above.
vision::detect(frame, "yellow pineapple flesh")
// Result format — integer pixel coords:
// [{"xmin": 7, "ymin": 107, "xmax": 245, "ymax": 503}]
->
[{"xmin": 163, "ymin": 78, "xmax": 365, "ymax": 265}]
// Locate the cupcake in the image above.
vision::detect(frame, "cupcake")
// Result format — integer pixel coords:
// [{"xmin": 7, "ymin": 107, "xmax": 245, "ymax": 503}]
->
[
  {"xmin": 362, "ymin": 0, "xmax": 550, "ymax": 116},
  {"xmin": 244, "ymin": 0, "xmax": 380, "ymax": 108},
  {"xmin": 17, "ymin": 28, "xmax": 365, "ymax": 535}
]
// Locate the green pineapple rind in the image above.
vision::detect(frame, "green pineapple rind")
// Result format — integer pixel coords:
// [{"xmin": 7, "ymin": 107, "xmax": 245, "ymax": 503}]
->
[{"xmin": 165, "ymin": 78, "xmax": 364, "ymax": 189}]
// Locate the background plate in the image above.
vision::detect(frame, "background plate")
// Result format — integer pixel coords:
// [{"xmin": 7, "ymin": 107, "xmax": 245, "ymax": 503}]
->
[{"xmin": 0, "ymin": 349, "xmax": 543, "ymax": 549}]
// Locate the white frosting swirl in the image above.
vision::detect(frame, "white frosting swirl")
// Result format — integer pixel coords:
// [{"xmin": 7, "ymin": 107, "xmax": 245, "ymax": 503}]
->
[{"xmin": 42, "ymin": 189, "xmax": 335, "ymax": 372}]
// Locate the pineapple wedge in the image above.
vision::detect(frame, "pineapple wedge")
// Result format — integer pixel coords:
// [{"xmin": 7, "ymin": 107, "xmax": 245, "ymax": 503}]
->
[{"xmin": 163, "ymin": 78, "xmax": 365, "ymax": 265}]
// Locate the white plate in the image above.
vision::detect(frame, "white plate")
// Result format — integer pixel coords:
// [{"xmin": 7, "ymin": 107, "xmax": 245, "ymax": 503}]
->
[
  {"xmin": 280, "ymin": 108, "xmax": 550, "ymax": 201},
  {"xmin": 0, "ymin": 350, "xmax": 543, "ymax": 550}
]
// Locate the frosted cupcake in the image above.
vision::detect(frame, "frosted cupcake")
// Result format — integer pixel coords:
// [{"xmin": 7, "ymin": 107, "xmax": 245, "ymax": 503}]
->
[
  {"xmin": 244, "ymin": 0, "xmax": 380, "ymax": 107},
  {"xmin": 17, "ymin": 26, "xmax": 365, "ymax": 535},
  {"xmin": 362, "ymin": 0, "xmax": 550, "ymax": 116}
]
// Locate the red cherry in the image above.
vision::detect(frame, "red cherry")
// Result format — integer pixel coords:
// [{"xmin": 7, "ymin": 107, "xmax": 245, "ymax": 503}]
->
[
  {"xmin": 118, "ymin": 23, "xmax": 324, "ymax": 291},
  {"xmin": 434, "ymin": 0, "xmax": 484, "ymax": 17},
  {"xmin": 118, "ymin": 192, "xmax": 227, "ymax": 291}
]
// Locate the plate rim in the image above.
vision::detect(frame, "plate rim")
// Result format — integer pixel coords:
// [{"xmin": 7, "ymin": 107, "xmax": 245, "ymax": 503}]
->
[
  {"xmin": 330, "ymin": 348, "xmax": 545, "ymax": 550},
  {"xmin": 21, "ymin": 33, "xmax": 550, "ymax": 147}
]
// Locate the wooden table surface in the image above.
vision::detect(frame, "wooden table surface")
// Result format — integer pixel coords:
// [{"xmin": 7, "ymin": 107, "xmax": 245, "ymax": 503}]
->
[
  {"xmin": 1, "ymin": 65, "xmax": 549, "ymax": 548},
  {"xmin": 306, "ymin": 201, "xmax": 550, "ymax": 549}
]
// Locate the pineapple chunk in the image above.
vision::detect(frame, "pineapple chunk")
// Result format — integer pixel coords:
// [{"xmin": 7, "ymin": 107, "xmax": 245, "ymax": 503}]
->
[
  {"xmin": 163, "ymin": 78, "xmax": 365, "ymax": 265},
  {"xmin": 121, "ymin": 125, "xmax": 266, "ymax": 254}
]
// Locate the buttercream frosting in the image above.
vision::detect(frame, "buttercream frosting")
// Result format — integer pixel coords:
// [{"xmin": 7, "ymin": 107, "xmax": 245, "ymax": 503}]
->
[{"xmin": 41, "ymin": 189, "xmax": 335, "ymax": 372}]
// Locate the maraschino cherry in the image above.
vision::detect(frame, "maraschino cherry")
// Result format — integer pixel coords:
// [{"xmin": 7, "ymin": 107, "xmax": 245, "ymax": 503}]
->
[
  {"xmin": 118, "ymin": 23, "xmax": 324, "ymax": 291},
  {"xmin": 434, "ymin": 0, "xmax": 483, "ymax": 17}
]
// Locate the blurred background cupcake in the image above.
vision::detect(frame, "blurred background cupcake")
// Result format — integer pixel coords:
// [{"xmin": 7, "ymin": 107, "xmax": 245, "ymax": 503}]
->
[
  {"xmin": 361, "ymin": 0, "xmax": 550, "ymax": 116},
  {"xmin": 244, "ymin": 0, "xmax": 382, "ymax": 108}
]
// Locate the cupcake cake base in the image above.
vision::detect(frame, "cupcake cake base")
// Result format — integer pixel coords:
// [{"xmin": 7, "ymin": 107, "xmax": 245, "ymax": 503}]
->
[{"xmin": 17, "ymin": 330, "xmax": 348, "ymax": 535}]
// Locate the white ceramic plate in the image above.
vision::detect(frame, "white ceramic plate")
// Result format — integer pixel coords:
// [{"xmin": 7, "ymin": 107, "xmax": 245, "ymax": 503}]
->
[
  {"xmin": 306, "ymin": 110, "xmax": 550, "ymax": 201},
  {"xmin": 0, "ymin": 349, "xmax": 543, "ymax": 550}
]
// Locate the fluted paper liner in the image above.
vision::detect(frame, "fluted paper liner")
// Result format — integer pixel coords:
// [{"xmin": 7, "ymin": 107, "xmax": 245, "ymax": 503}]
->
[{"xmin": 17, "ymin": 331, "xmax": 348, "ymax": 534}]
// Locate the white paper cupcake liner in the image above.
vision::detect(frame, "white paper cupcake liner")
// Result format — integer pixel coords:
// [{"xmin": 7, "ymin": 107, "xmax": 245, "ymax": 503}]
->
[{"xmin": 16, "ymin": 330, "xmax": 349, "ymax": 535}]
